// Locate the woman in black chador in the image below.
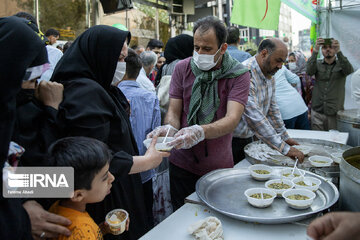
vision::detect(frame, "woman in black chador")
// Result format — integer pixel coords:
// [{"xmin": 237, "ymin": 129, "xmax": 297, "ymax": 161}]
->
[{"xmin": 51, "ymin": 25, "xmax": 168, "ymax": 239}]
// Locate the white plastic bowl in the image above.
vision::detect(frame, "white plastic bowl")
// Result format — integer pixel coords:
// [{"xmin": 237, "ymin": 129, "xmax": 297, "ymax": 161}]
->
[
  {"xmin": 331, "ymin": 152, "xmax": 343, "ymax": 164},
  {"xmin": 248, "ymin": 164, "xmax": 273, "ymax": 181},
  {"xmin": 244, "ymin": 188, "xmax": 276, "ymax": 208},
  {"xmin": 293, "ymin": 145, "xmax": 312, "ymax": 155},
  {"xmin": 279, "ymin": 168, "xmax": 306, "ymax": 180},
  {"xmin": 282, "ymin": 189, "xmax": 316, "ymax": 210},
  {"xmin": 308, "ymin": 155, "xmax": 333, "ymax": 167},
  {"xmin": 292, "ymin": 177, "xmax": 321, "ymax": 192},
  {"xmin": 265, "ymin": 179, "xmax": 294, "ymax": 197},
  {"xmin": 143, "ymin": 137, "xmax": 175, "ymax": 152}
]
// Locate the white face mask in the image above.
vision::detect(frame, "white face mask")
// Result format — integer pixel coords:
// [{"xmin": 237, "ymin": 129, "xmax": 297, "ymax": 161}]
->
[
  {"xmin": 288, "ymin": 62, "xmax": 297, "ymax": 71},
  {"xmin": 112, "ymin": 61, "xmax": 126, "ymax": 85},
  {"xmin": 193, "ymin": 46, "xmax": 222, "ymax": 71}
]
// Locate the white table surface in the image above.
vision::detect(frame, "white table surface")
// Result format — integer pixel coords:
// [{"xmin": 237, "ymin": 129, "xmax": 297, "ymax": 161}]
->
[
  {"xmin": 140, "ymin": 130, "xmax": 347, "ymax": 239},
  {"xmin": 140, "ymin": 203, "xmax": 308, "ymax": 240}
]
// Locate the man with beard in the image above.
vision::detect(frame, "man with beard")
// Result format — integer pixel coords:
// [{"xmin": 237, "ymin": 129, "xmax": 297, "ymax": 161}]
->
[
  {"xmin": 306, "ymin": 38, "xmax": 353, "ymax": 131},
  {"xmin": 233, "ymin": 38, "xmax": 304, "ymax": 164}
]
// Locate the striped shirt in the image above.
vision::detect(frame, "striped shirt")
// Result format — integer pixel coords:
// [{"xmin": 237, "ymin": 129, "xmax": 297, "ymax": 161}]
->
[{"xmin": 234, "ymin": 56, "xmax": 290, "ymax": 155}]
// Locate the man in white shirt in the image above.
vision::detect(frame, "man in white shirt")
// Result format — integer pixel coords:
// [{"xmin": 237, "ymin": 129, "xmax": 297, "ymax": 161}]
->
[{"xmin": 137, "ymin": 51, "xmax": 156, "ymax": 92}]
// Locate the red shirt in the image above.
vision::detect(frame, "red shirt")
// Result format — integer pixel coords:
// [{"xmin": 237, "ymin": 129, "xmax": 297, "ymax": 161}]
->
[{"xmin": 169, "ymin": 57, "xmax": 250, "ymax": 175}]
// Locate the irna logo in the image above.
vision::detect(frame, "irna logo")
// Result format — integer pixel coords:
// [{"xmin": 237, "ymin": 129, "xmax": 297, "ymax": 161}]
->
[{"xmin": 7, "ymin": 172, "xmax": 69, "ymax": 188}]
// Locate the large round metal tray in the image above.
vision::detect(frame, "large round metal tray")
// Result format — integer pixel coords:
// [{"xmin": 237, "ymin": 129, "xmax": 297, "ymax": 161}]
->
[
  {"xmin": 196, "ymin": 167, "xmax": 339, "ymax": 224},
  {"xmin": 244, "ymin": 138, "xmax": 352, "ymax": 169}
]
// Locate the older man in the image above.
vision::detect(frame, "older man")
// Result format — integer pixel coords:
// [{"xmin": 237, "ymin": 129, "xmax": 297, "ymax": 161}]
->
[
  {"xmin": 307, "ymin": 38, "xmax": 353, "ymax": 131},
  {"xmin": 233, "ymin": 38, "xmax": 304, "ymax": 164},
  {"xmin": 148, "ymin": 16, "xmax": 251, "ymax": 210},
  {"xmin": 137, "ymin": 51, "xmax": 157, "ymax": 92}
]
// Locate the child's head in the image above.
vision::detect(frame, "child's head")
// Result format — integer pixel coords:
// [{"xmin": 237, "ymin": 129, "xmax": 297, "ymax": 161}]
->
[{"xmin": 49, "ymin": 136, "xmax": 115, "ymax": 203}]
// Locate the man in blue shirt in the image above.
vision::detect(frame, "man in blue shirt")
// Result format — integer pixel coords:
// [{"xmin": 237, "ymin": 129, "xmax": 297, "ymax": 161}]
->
[
  {"xmin": 117, "ymin": 48, "xmax": 161, "ymax": 227},
  {"xmin": 226, "ymin": 26, "xmax": 251, "ymax": 63}
]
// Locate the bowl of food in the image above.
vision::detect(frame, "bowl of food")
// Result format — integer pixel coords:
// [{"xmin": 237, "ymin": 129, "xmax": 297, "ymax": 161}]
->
[
  {"xmin": 282, "ymin": 189, "xmax": 316, "ymax": 210},
  {"xmin": 143, "ymin": 137, "xmax": 175, "ymax": 152},
  {"xmin": 293, "ymin": 145, "xmax": 312, "ymax": 155},
  {"xmin": 265, "ymin": 179, "xmax": 294, "ymax": 197},
  {"xmin": 105, "ymin": 209, "xmax": 128, "ymax": 235},
  {"xmin": 292, "ymin": 177, "xmax": 321, "ymax": 192},
  {"xmin": 279, "ymin": 168, "xmax": 306, "ymax": 180},
  {"xmin": 244, "ymin": 188, "xmax": 276, "ymax": 208},
  {"xmin": 331, "ymin": 152, "xmax": 343, "ymax": 164},
  {"xmin": 248, "ymin": 164, "xmax": 273, "ymax": 181},
  {"xmin": 309, "ymin": 155, "xmax": 333, "ymax": 167}
]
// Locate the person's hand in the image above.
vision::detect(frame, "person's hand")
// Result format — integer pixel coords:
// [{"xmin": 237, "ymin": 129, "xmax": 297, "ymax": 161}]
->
[
  {"xmin": 285, "ymin": 138, "xmax": 299, "ymax": 146},
  {"xmin": 315, "ymin": 38, "xmax": 324, "ymax": 52},
  {"xmin": 332, "ymin": 39, "xmax": 340, "ymax": 54},
  {"xmin": 307, "ymin": 212, "xmax": 360, "ymax": 240},
  {"xmin": 168, "ymin": 125, "xmax": 205, "ymax": 149},
  {"xmin": 144, "ymin": 136, "xmax": 170, "ymax": 169},
  {"xmin": 35, "ymin": 81, "xmax": 64, "ymax": 110},
  {"xmin": 23, "ymin": 200, "xmax": 71, "ymax": 240},
  {"xmin": 125, "ymin": 216, "xmax": 130, "ymax": 231},
  {"xmin": 146, "ymin": 124, "xmax": 178, "ymax": 139},
  {"xmin": 286, "ymin": 147, "xmax": 305, "ymax": 163}
]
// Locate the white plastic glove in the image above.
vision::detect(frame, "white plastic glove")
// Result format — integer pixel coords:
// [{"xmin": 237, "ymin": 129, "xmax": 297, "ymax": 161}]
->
[
  {"xmin": 146, "ymin": 124, "xmax": 178, "ymax": 139},
  {"xmin": 168, "ymin": 125, "xmax": 205, "ymax": 149}
]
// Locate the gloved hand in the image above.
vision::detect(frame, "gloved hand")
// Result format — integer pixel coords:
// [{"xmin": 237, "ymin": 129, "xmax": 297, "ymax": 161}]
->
[
  {"xmin": 146, "ymin": 124, "xmax": 178, "ymax": 139},
  {"xmin": 168, "ymin": 125, "xmax": 205, "ymax": 149}
]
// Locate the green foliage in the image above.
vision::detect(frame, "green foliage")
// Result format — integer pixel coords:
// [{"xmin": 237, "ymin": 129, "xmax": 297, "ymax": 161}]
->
[
  {"xmin": 16, "ymin": 0, "xmax": 86, "ymax": 40},
  {"xmin": 241, "ymin": 40, "xmax": 258, "ymax": 52},
  {"xmin": 134, "ymin": 2, "xmax": 168, "ymax": 24},
  {"xmin": 132, "ymin": 2, "xmax": 170, "ymax": 46}
]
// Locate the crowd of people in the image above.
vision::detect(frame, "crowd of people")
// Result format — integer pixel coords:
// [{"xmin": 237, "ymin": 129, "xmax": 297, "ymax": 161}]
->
[{"xmin": 0, "ymin": 11, "xmax": 359, "ymax": 240}]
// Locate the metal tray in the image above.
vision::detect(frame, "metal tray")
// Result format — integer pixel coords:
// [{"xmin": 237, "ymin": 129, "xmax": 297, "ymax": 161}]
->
[{"xmin": 196, "ymin": 167, "xmax": 339, "ymax": 224}]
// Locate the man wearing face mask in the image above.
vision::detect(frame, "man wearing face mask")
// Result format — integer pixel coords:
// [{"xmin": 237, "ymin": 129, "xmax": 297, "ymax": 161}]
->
[
  {"xmin": 233, "ymin": 38, "xmax": 305, "ymax": 165},
  {"xmin": 147, "ymin": 16, "xmax": 251, "ymax": 210},
  {"xmin": 117, "ymin": 49, "xmax": 161, "ymax": 227},
  {"xmin": 306, "ymin": 38, "xmax": 354, "ymax": 131}
]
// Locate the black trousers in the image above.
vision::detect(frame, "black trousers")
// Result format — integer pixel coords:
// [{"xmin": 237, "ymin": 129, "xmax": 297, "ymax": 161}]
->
[
  {"xmin": 142, "ymin": 180, "xmax": 154, "ymax": 228},
  {"xmin": 232, "ymin": 137, "xmax": 253, "ymax": 165},
  {"xmin": 169, "ymin": 163, "xmax": 201, "ymax": 211}
]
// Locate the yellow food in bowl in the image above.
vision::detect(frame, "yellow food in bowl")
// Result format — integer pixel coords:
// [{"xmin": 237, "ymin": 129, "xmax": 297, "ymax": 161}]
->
[
  {"xmin": 253, "ymin": 170, "xmax": 270, "ymax": 174},
  {"xmin": 283, "ymin": 173, "xmax": 300, "ymax": 177},
  {"xmin": 250, "ymin": 193, "xmax": 273, "ymax": 199},
  {"xmin": 287, "ymin": 194, "xmax": 309, "ymax": 200},
  {"xmin": 296, "ymin": 181, "xmax": 316, "ymax": 186},
  {"xmin": 313, "ymin": 160, "xmax": 327, "ymax": 164},
  {"xmin": 268, "ymin": 182, "xmax": 291, "ymax": 190}
]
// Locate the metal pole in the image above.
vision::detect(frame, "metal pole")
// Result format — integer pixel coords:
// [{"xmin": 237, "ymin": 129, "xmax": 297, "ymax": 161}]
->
[
  {"xmin": 155, "ymin": 0, "xmax": 159, "ymax": 40},
  {"xmin": 225, "ymin": 0, "xmax": 230, "ymax": 26},
  {"xmin": 217, "ymin": 0, "xmax": 223, "ymax": 20},
  {"xmin": 126, "ymin": 9, "xmax": 129, "ymax": 29},
  {"xmin": 35, "ymin": 0, "xmax": 40, "ymax": 28},
  {"xmin": 86, "ymin": 0, "xmax": 90, "ymax": 28}
]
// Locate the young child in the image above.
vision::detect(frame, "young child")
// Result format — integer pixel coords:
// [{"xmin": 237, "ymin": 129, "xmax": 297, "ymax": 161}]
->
[{"xmin": 48, "ymin": 136, "xmax": 118, "ymax": 240}]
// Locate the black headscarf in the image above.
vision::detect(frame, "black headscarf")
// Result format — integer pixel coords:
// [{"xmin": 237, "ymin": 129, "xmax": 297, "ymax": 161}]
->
[
  {"xmin": 155, "ymin": 34, "xmax": 193, "ymax": 85},
  {"xmin": 51, "ymin": 25, "xmax": 131, "ymax": 91},
  {"xmin": 51, "ymin": 26, "xmax": 150, "ymax": 239},
  {"xmin": 0, "ymin": 16, "xmax": 48, "ymax": 165},
  {"xmin": 164, "ymin": 34, "xmax": 194, "ymax": 65},
  {"xmin": 0, "ymin": 16, "xmax": 48, "ymax": 240}
]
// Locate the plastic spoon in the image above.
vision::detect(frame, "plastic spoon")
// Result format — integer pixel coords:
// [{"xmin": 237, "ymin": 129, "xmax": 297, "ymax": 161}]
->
[
  {"xmin": 162, "ymin": 126, "xmax": 171, "ymax": 143},
  {"xmin": 299, "ymin": 169, "xmax": 312, "ymax": 186},
  {"xmin": 291, "ymin": 158, "xmax": 299, "ymax": 177}
]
